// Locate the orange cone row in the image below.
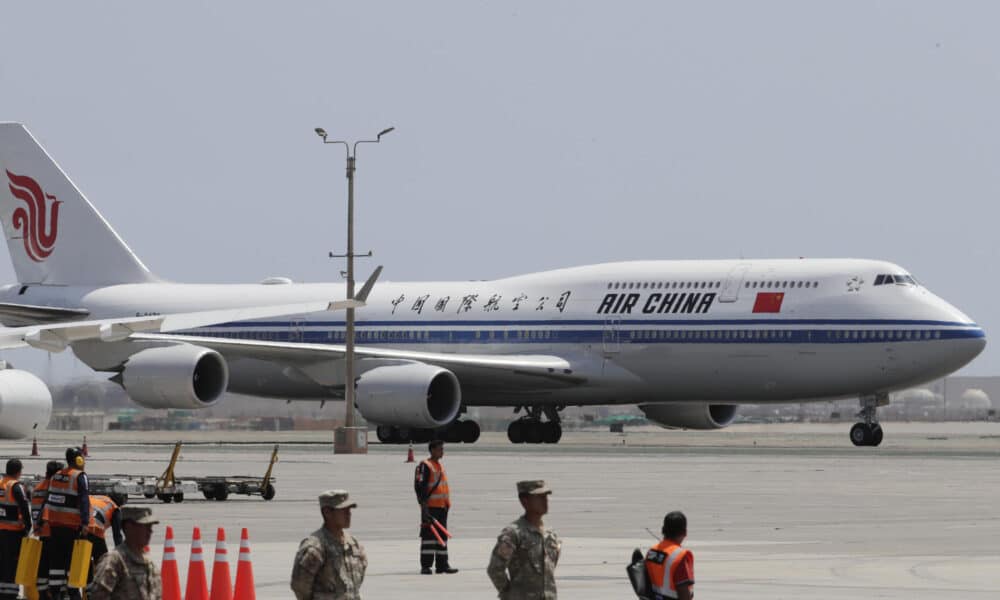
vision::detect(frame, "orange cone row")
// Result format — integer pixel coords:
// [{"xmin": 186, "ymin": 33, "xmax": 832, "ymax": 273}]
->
[{"xmin": 162, "ymin": 527, "xmax": 255, "ymax": 600}]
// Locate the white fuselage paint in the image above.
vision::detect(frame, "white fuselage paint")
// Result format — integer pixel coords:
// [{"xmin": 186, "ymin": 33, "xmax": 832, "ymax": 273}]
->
[{"xmin": 2, "ymin": 258, "xmax": 985, "ymax": 407}]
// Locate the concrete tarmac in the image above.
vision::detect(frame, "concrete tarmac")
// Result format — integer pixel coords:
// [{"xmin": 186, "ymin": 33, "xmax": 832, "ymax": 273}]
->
[{"xmin": 4, "ymin": 422, "xmax": 999, "ymax": 599}]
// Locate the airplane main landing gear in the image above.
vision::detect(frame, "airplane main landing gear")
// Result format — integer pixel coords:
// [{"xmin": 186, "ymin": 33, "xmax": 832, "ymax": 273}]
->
[
  {"xmin": 507, "ymin": 406, "xmax": 563, "ymax": 444},
  {"xmin": 850, "ymin": 394, "xmax": 887, "ymax": 447},
  {"xmin": 376, "ymin": 421, "xmax": 480, "ymax": 444}
]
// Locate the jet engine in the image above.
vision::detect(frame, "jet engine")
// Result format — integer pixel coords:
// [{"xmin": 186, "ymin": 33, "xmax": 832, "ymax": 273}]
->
[
  {"xmin": 0, "ymin": 368, "xmax": 53, "ymax": 439},
  {"xmin": 355, "ymin": 362, "xmax": 461, "ymax": 429},
  {"xmin": 120, "ymin": 345, "xmax": 229, "ymax": 409},
  {"xmin": 639, "ymin": 403, "xmax": 738, "ymax": 430}
]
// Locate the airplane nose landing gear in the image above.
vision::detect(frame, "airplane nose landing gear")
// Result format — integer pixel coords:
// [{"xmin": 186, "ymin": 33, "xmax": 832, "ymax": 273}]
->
[{"xmin": 851, "ymin": 394, "xmax": 887, "ymax": 447}]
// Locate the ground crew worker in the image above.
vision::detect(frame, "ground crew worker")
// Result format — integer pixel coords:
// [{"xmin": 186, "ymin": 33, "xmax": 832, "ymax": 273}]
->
[
  {"xmin": 0, "ymin": 459, "xmax": 32, "ymax": 600},
  {"xmin": 86, "ymin": 495, "xmax": 123, "ymax": 566},
  {"xmin": 89, "ymin": 506, "xmax": 161, "ymax": 600},
  {"xmin": 414, "ymin": 439, "xmax": 457, "ymax": 574},
  {"xmin": 39, "ymin": 447, "xmax": 90, "ymax": 599},
  {"xmin": 290, "ymin": 490, "xmax": 367, "ymax": 600},
  {"xmin": 31, "ymin": 460, "xmax": 63, "ymax": 599},
  {"xmin": 487, "ymin": 480, "xmax": 561, "ymax": 600},
  {"xmin": 644, "ymin": 511, "xmax": 694, "ymax": 600}
]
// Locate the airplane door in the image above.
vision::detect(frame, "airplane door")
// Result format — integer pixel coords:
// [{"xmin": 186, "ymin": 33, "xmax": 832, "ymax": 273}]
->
[
  {"xmin": 602, "ymin": 318, "xmax": 621, "ymax": 356},
  {"xmin": 289, "ymin": 319, "xmax": 305, "ymax": 343},
  {"xmin": 719, "ymin": 264, "xmax": 751, "ymax": 303}
]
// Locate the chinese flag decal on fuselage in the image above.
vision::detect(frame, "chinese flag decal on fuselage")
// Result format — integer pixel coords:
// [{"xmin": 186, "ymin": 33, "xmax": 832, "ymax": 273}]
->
[{"xmin": 753, "ymin": 292, "xmax": 784, "ymax": 313}]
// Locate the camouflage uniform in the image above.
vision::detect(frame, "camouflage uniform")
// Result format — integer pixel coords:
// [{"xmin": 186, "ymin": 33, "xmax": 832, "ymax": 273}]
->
[
  {"xmin": 89, "ymin": 544, "xmax": 161, "ymax": 600},
  {"xmin": 291, "ymin": 490, "xmax": 367, "ymax": 600},
  {"xmin": 487, "ymin": 516, "xmax": 561, "ymax": 599},
  {"xmin": 291, "ymin": 527, "xmax": 367, "ymax": 600}
]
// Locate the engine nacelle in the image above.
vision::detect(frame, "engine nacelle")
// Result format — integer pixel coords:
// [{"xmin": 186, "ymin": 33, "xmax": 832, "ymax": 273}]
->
[
  {"xmin": 0, "ymin": 369, "xmax": 53, "ymax": 439},
  {"xmin": 121, "ymin": 345, "xmax": 229, "ymax": 409},
  {"xmin": 355, "ymin": 363, "xmax": 461, "ymax": 429},
  {"xmin": 639, "ymin": 403, "xmax": 738, "ymax": 430}
]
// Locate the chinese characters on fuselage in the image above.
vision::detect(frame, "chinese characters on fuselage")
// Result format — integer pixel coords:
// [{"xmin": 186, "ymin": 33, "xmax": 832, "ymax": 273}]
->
[{"xmin": 394, "ymin": 291, "xmax": 574, "ymax": 315}]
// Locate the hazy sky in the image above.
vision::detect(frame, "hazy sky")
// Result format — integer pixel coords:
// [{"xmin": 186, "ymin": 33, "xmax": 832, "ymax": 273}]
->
[{"xmin": 2, "ymin": 2, "xmax": 999, "ymax": 380}]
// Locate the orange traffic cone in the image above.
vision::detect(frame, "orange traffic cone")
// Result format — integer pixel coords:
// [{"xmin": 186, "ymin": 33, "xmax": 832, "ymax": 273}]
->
[
  {"xmin": 210, "ymin": 528, "xmax": 233, "ymax": 600},
  {"xmin": 185, "ymin": 527, "xmax": 210, "ymax": 600},
  {"xmin": 81, "ymin": 436, "xmax": 89, "ymax": 457},
  {"xmin": 161, "ymin": 526, "xmax": 181, "ymax": 600},
  {"xmin": 406, "ymin": 442, "xmax": 414, "ymax": 463},
  {"xmin": 30, "ymin": 436, "xmax": 39, "ymax": 457},
  {"xmin": 233, "ymin": 528, "xmax": 255, "ymax": 600}
]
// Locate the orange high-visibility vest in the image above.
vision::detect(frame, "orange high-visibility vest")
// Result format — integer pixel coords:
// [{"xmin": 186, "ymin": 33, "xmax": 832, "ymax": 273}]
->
[
  {"xmin": 0, "ymin": 475, "xmax": 27, "ymax": 532},
  {"xmin": 87, "ymin": 495, "xmax": 118, "ymax": 537},
  {"xmin": 30, "ymin": 478, "xmax": 51, "ymax": 537},
  {"xmin": 645, "ymin": 540, "xmax": 692, "ymax": 600},
  {"xmin": 46, "ymin": 467, "xmax": 84, "ymax": 528},
  {"xmin": 421, "ymin": 459, "xmax": 451, "ymax": 509}
]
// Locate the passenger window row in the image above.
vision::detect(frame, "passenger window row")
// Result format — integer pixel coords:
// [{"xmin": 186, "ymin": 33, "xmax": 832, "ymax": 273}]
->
[
  {"xmin": 608, "ymin": 281, "xmax": 722, "ymax": 290},
  {"xmin": 627, "ymin": 329, "xmax": 942, "ymax": 342},
  {"xmin": 190, "ymin": 328, "xmax": 943, "ymax": 343},
  {"xmin": 745, "ymin": 280, "xmax": 817, "ymax": 289}
]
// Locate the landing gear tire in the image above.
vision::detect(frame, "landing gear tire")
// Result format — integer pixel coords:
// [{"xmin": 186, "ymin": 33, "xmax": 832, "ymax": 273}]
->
[
  {"xmin": 850, "ymin": 423, "xmax": 870, "ymax": 446},
  {"xmin": 542, "ymin": 422, "xmax": 562, "ymax": 444},
  {"xmin": 850, "ymin": 422, "xmax": 883, "ymax": 447},
  {"xmin": 460, "ymin": 420, "xmax": 481, "ymax": 444},
  {"xmin": 523, "ymin": 421, "xmax": 544, "ymax": 444},
  {"xmin": 215, "ymin": 488, "xmax": 229, "ymax": 501},
  {"xmin": 376, "ymin": 425, "xmax": 397, "ymax": 444},
  {"xmin": 507, "ymin": 420, "xmax": 525, "ymax": 444},
  {"xmin": 443, "ymin": 423, "xmax": 463, "ymax": 443},
  {"xmin": 869, "ymin": 424, "xmax": 883, "ymax": 447}
]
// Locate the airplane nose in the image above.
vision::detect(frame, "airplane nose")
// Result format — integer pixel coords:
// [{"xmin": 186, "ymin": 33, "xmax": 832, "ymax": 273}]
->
[{"xmin": 965, "ymin": 330, "xmax": 987, "ymax": 360}]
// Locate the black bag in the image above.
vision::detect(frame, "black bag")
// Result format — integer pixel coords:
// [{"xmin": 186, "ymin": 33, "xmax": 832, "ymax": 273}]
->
[{"xmin": 627, "ymin": 547, "xmax": 651, "ymax": 599}]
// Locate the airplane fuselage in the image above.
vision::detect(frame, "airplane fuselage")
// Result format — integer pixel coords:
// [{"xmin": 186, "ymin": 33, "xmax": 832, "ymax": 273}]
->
[{"xmin": 4, "ymin": 258, "xmax": 985, "ymax": 407}]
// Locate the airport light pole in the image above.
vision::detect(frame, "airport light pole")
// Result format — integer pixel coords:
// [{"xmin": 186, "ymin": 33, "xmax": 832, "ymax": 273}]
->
[{"xmin": 315, "ymin": 125, "xmax": 394, "ymax": 454}]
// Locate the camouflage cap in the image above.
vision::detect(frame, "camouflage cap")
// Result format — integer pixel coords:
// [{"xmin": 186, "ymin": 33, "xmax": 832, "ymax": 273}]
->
[
  {"xmin": 516, "ymin": 480, "xmax": 552, "ymax": 495},
  {"xmin": 319, "ymin": 489, "xmax": 357, "ymax": 510},
  {"xmin": 121, "ymin": 506, "xmax": 159, "ymax": 525}
]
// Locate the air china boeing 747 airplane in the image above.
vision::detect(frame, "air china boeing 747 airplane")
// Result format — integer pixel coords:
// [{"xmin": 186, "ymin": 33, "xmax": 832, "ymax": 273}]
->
[{"xmin": 0, "ymin": 123, "xmax": 986, "ymax": 446}]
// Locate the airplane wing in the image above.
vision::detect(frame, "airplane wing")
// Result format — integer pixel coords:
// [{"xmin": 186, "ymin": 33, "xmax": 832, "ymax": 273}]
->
[
  {"xmin": 129, "ymin": 333, "xmax": 589, "ymax": 390},
  {"xmin": 0, "ymin": 299, "xmax": 363, "ymax": 352}
]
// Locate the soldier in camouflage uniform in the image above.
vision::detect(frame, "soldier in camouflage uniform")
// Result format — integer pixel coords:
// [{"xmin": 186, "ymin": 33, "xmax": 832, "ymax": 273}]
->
[
  {"xmin": 291, "ymin": 490, "xmax": 367, "ymax": 600},
  {"xmin": 487, "ymin": 480, "xmax": 561, "ymax": 600},
  {"xmin": 89, "ymin": 506, "xmax": 161, "ymax": 600}
]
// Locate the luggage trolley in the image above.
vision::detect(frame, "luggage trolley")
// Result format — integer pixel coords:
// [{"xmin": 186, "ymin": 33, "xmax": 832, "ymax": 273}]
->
[{"xmin": 195, "ymin": 444, "xmax": 279, "ymax": 501}]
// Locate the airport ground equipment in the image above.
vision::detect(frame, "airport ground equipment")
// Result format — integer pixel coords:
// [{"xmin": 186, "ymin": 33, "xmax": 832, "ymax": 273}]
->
[
  {"xmin": 195, "ymin": 444, "xmax": 279, "ymax": 501},
  {"xmin": 149, "ymin": 441, "xmax": 279, "ymax": 502},
  {"xmin": 22, "ymin": 442, "xmax": 278, "ymax": 504},
  {"xmin": 150, "ymin": 442, "xmax": 199, "ymax": 503}
]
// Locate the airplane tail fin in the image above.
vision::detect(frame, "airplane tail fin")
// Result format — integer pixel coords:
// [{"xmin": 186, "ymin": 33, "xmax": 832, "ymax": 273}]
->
[{"xmin": 0, "ymin": 123, "xmax": 155, "ymax": 285}]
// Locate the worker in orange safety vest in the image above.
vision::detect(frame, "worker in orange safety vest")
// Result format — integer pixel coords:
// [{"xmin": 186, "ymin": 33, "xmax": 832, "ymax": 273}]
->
[
  {"xmin": 30, "ymin": 460, "xmax": 64, "ymax": 599},
  {"xmin": 37, "ymin": 448, "xmax": 90, "ymax": 600},
  {"xmin": 86, "ymin": 495, "xmax": 123, "ymax": 566},
  {"xmin": 644, "ymin": 511, "xmax": 694, "ymax": 600},
  {"xmin": 0, "ymin": 459, "xmax": 32, "ymax": 600},
  {"xmin": 414, "ymin": 439, "xmax": 457, "ymax": 575}
]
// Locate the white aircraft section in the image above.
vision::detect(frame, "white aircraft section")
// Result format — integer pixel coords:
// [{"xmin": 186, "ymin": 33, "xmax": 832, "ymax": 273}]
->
[{"xmin": 0, "ymin": 122, "xmax": 987, "ymax": 446}]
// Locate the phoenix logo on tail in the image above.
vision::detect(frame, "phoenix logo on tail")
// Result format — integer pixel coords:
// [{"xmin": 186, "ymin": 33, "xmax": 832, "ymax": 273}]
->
[{"xmin": 6, "ymin": 170, "xmax": 61, "ymax": 262}]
